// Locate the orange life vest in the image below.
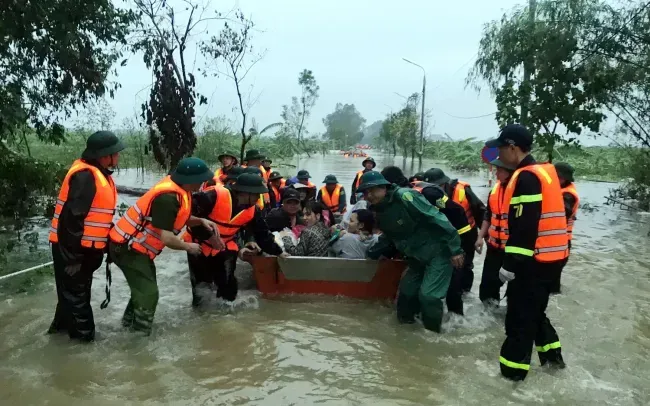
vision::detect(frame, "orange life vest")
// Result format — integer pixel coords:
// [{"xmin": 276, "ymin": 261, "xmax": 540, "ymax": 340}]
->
[
  {"xmin": 183, "ymin": 185, "xmax": 255, "ymax": 255},
  {"xmin": 487, "ymin": 182, "xmax": 509, "ymax": 250},
  {"xmin": 354, "ymin": 170, "xmax": 365, "ymax": 189},
  {"xmin": 109, "ymin": 176, "xmax": 191, "ymax": 259},
  {"xmin": 319, "ymin": 185, "xmax": 346, "ymax": 213},
  {"xmin": 503, "ymin": 163, "xmax": 569, "ymax": 263},
  {"xmin": 411, "ymin": 181, "xmax": 473, "ymax": 235},
  {"xmin": 561, "ymin": 183, "xmax": 579, "ymax": 241},
  {"xmin": 451, "ymin": 181, "xmax": 476, "ymax": 228},
  {"xmin": 49, "ymin": 160, "xmax": 117, "ymax": 249}
]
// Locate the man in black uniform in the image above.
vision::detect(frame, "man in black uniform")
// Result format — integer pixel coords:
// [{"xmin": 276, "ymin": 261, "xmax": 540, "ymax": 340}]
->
[
  {"xmin": 425, "ymin": 168, "xmax": 486, "ymax": 293},
  {"xmin": 186, "ymin": 174, "xmax": 287, "ymax": 305},
  {"xmin": 381, "ymin": 166, "xmax": 469, "ymax": 315},
  {"xmin": 486, "ymin": 124, "xmax": 566, "ymax": 381}
]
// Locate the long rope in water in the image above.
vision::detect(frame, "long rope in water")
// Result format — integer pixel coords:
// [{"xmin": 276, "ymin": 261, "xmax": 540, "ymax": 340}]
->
[{"xmin": 0, "ymin": 261, "xmax": 54, "ymax": 281}]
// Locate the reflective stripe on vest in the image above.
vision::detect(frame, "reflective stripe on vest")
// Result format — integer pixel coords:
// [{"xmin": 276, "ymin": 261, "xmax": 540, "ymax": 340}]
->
[
  {"xmin": 503, "ymin": 163, "xmax": 569, "ymax": 263},
  {"xmin": 487, "ymin": 182, "xmax": 509, "ymax": 250},
  {"xmin": 184, "ymin": 185, "xmax": 255, "ymax": 255},
  {"xmin": 108, "ymin": 176, "xmax": 191, "ymax": 259},
  {"xmin": 49, "ymin": 159, "xmax": 117, "ymax": 249},
  {"xmin": 319, "ymin": 184, "xmax": 346, "ymax": 213},
  {"xmin": 561, "ymin": 183, "xmax": 580, "ymax": 240},
  {"xmin": 452, "ymin": 181, "xmax": 476, "ymax": 228}
]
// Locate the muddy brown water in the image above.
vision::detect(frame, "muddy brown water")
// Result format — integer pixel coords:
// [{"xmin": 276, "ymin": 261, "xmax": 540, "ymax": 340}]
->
[{"xmin": 1, "ymin": 153, "xmax": 649, "ymax": 405}]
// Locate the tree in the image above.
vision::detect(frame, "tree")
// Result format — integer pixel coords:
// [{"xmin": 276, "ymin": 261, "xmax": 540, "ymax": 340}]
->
[
  {"xmin": 200, "ymin": 12, "xmax": 264, "ymax": 162},
  {"xmin": 379, "ymin": 114, "xmax": 398, "ymax": 156},
  {"xmin": 132, "ymin": 0, "xmax": 218, "ymax": 170},
  {"xmin": 323, "ymin": 103, "xmax": 366, "ymax": 147},
  {"xmin": 467, "ymin": 0, "xmax": 611, "ymax": 161},
  {"xmin": 281, "ymin": 69, "xmax": 320, "ymax": 157},
  {"xmin": 0, "ymin": 0, "xmax": 134, "ymax": 147}
]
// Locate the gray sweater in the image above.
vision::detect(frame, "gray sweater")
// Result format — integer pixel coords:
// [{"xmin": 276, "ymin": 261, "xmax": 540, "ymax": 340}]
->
[{"xmin": 330, "ymin": 232, "xmax": 378, "ymax": 259}]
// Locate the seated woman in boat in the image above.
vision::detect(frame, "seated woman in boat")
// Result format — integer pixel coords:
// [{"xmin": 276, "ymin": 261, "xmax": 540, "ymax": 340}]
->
[
  {"xmin": 340, "ymin": 192, "xmax": 367, "ymax": 229},
  {"xmin": 330, "ymin": 209, "xmax": 378, "ymax": 259},
  {"xmin": 282, "ymin": 201, "xmax": 332, "ymax": 257}
]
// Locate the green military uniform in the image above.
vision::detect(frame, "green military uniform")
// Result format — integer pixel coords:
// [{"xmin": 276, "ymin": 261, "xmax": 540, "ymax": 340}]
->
[
  {"xmin": 109, "ymin": 157, "xmax": 213, "ymax": 335},
  {"xmin": 362, "ymin": 172, "xmax": 463, "ymax": 332}
]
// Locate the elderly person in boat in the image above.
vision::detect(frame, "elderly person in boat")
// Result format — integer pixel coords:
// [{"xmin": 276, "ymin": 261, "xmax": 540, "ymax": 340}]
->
[
  {"xmin": 330, "ymin": 209, "xmax": 378, "ymax": 259},
  {"xmin": 282, "ymin": 201, "xmax": 332, "ymax": 257},
  {"xmin": 358, "ymin": 171, "xmax": 464, "ymax": 333}
]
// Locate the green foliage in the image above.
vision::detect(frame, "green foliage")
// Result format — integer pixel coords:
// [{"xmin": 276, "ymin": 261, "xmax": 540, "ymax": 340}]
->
[
  {"xmin": 281, "ymin": 69, "xmax": 320, "ymax": 156},
  {"xmin": 0, "ymin": 0, "xmax": 134, "ymax": 142},
  {"xmin": 323, "ymin": 103, "xmax": 366, "ymax": 147},
  {"xmin": 468, "ymin": 0, "xmax": 611, "ymax": 161},
  {"xmin": 376, "ymin": 95, "xmax": 420, "ymax": 158}
]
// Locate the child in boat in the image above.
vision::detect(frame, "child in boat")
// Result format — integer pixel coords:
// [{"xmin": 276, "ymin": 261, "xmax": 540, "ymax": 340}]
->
[
  {"xmin": 282, "ymin": 201, "xmax": 332, "ymax": 257},
  {"xmin": 330, "ymin": 209, "xmax": 378, "ymax": 259}
]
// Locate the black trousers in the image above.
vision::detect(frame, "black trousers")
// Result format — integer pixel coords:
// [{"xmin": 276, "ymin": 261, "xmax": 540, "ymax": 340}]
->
[
  {"xmin": 550, "ymin": 248, "xmax": 570, "ymax": 294},
  {"xmin": 479, "ymin": 246, "xmax": 505, "ymax": 303},
  {"xmin": 445, "ymin": 267, "xmax": 464, "ymax": 315},
  {"xmin": 49, "ymin": 243, "xmax": 103, "ymax": 342},
  {"xmin": 499, "ymin": 262, "xmax": 564, "ymax": 381},
  {"xmin": 460, "ymin": 228, "xmax": 478, "ymax": 292},
  {"xmin": 187, "ymin": 250, "xmax": 238, "ymax": 305}
]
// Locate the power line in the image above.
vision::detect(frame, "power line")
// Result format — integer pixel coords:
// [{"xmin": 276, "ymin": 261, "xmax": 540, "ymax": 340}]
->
[{"xmin": 443, "ymin": 111, "xmax": 497, "ymax": 119}]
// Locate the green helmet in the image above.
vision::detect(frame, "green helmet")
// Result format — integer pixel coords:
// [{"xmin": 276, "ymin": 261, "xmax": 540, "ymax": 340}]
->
[
  {"xmin": 268, "ymin": 171, "xmax": 283, "ymax": 181},
  {"xmin": 322, "ymin": 174, "xmax": 338, "ymax": 184},
  {"xmin": 82, "ymin": 131, "xmax": 125, "ymax": 160},
  {"xmin": 171, "ymin": 157, "xmax": 214, "ymax": 185},
  {"xmin": 489, "ymin": 158, "xmax": 515, "ymax": 171},
  {"xmin": 244, "ymin": 149, "xmax": 264, "ymax": 161},
  {"xmin": 554, "ymin": 162, "xmax": 575, "ymax": 182},
  {"xmin": 362, "ymin": 157, "xmax": 376, "ymax": 168},
  {"xmin": 423, "ymin": 168, "xmax": 450, "ymax": 185},
  {"xmin": 297, "ymin": 170, "xmax": 311, "ymax": 179},
  {"xmin": 231, "ymin": 173, "xmax": 269, "ymax": 194},
  {"xmin": 217, "ymin": 151, "xmax": 239, "ymax": 165},
  {"xmin": 356, "ymin": 171, "xmax": 391, "ymax": 192},
  {"xmin": 225, "ymin": 166, "xmax": 245, "ymax": 181}
]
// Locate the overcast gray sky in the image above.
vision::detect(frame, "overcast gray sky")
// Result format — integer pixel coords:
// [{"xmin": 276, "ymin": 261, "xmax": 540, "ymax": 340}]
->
[{"xmin": 104, "ymin": 0, "xmax": 534, "ymax": 141}]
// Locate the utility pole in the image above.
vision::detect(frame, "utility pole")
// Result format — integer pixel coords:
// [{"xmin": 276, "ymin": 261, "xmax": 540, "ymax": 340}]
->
[
  {"xmin": 402, "ymin": 58, "xmax": 426, "ymax": 168},
  {"xmin": 521, "ymin": 0, "xmax": 537, "ymax": 126}
]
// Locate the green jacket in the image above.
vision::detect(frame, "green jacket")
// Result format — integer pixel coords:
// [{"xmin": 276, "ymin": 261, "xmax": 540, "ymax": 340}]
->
[{"xmin": 367, "ymin": 186, "xmax": 463, "ymax": 263}]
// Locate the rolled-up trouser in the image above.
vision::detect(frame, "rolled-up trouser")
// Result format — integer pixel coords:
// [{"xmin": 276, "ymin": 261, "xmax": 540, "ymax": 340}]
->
[
  {"xmin": 460, "ymin": 228, "xmax": 477, "ymax": 292},
  {"xmin": 187, "ymin": 250, "xmax": 238, "ymax": 305},
  {"xmin": 479, "ymin": 246, "xmax": 505, "ymax": 303},
  {"xmin": 49, "ymin": 244, "xmax": 103, "ymax": 342},
  {"xmin": 109, "ymin": 242, "xmax": 158, "ymax": 336},
  {"xmin": 499, "ymin": 262, "xmax": 564, "ymax": 381},
  {"xmin": 397, "ymin": 257, "xmax": 453, "ymax": 332}
]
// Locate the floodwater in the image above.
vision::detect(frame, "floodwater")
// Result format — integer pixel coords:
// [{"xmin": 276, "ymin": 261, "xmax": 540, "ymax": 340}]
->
[{"xmin": 1, "ymin": 152, "xmax": 649, "ymax": 405}]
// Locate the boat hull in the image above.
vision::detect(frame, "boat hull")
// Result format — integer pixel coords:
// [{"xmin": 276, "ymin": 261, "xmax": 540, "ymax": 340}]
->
[{"xmin": 252, "ymin": 256, "xmax": 406, "ymax": 299}]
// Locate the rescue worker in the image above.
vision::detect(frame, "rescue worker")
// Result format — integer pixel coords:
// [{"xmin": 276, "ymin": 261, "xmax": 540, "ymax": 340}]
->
[
  {"xmin": 268, "ymin": 171, "xmax": 286, "ymax": 209},
  {"xmin": 262, "ymin": 157, "xmax": 272, "ymax": 173},
  {"xmin": 184, "ymin": 173, "xmax": 288, "ymax": 305},
  {"xmin": 425, "ymin": 167, "xmax": 486, "ymax": 293},
  {"xmin": 317, "ymin": 174, "xmax": 347, "ymax": 215},
  {"xmin": 208, "ymin": 151, "xmax": 238, "ymax": 186},
  {"xmin": 553, "ymin": 162, "xmax": 579, "ymax": 294},
  {"xmin": 48, "ymin": 131, "xmax": 125, "ymax": 342},
  {"xmin": 360, "ymin": 171, "xmax": 465, "ymax": 332},
  {"xmin": 296, "ymin": 170, "xmax": 316, "ymax": 189},
  {"xmin": 382, "ymin": 166, "xmax": 470, "ymax": 315},
  {"xmin": 224, "ymin": 166, "xmax": 245, "ymax": 185},
  {"xmin": 408, "ymin": 172, "xmax": 425, "ymax": 185},
  {"xmin": 108, "ymin": 157, "xmax": 221, "ymax": 336},
  {"xmin": 475, "ymin": 158, "xmax": 515, "ymax": 306},
  {"xmin": 242, "ymin": 149, "xmax": 268, "ymax": 181},
  {"xmin": 350, "ymin": 157, "xmax": 376, "ymax": 204},
  {"xmin": 243, "ymin": 166, "xmax": 267, "ymax": 211},
  {"xmin": 485, "ymin": 124, "xmax": 567, "ymax": 381}
]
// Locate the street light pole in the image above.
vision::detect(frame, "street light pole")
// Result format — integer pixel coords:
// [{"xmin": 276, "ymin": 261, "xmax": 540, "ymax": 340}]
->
[{"xmin": 402, "ymin": 58, "xmax": 426, "ymax": 168}]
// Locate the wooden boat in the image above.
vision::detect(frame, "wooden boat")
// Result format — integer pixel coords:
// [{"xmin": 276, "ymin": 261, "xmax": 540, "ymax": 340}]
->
[{"xmin": 252, "ymin": 256, "xmax": 406, "ymax": 300}]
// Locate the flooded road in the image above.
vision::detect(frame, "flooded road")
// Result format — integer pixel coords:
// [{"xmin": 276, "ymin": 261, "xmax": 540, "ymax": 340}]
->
[{"xmin": 1, "ymin": 152, "xmax": 649, "ymax": 405}]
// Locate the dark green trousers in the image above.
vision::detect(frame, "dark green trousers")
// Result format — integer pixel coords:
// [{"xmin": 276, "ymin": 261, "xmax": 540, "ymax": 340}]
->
[
  {"xmin": 109, "ymin": 242, "xmax": 159, "ymax": 335},
  {"xmin": 396, "ymin": 257, "xmax": 453, "ymax": 332}
]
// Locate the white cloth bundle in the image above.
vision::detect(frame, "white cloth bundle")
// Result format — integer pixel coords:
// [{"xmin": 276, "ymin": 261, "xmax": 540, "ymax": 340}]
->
[{"xmin": 273, "ymin": 228, "xmax": 298, "ymax": 251}]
